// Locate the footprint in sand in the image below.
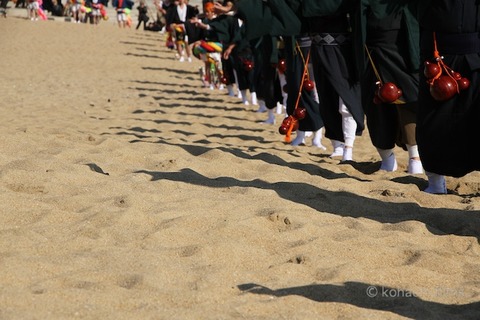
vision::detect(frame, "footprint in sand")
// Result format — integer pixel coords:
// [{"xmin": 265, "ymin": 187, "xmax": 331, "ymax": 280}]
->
[
  {"xmin": 117, "ymin": 274, "xmax": 143, "ymax": 289},
  {"xmin": 403, "ymin": 250, "xmax": 423, "ymax": 265},
  {"xmin": 380, "ymin": 189, "xmax": 406, "ymax": 198},
  {"xmin": 257, "ymin": 209, "xmax": 300, "ymax": 232},
  {"xmin": 315, "ymin": 266, "xmax": 344, "ymax": 281},
  {"xmin": 177, "ymin": 245, "xmax": 200, "ymax": 258},
  {"xmin": 71, "ymin": 280, "xmax": 98, "ymax": 290},
  {"xmin": 155, "ymin": 159, "xmax": 177, "ymax": 170},
  {"xmin": 287, "ymin": 254, "xmax": 308, "ymax": 265},
  {"xmin": 114, "ymin": 197, "xmax": 129, "ymax": 208},
  {"xmin": 7, "ymin": 183, "xmax": 46, "ymax": 194}
]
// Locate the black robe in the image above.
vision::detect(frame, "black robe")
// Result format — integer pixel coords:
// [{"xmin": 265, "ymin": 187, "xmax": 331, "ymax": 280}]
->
[
  {"xmin": 165, "ymin": 3, "xmax": 199, "ymax": 42},
  {"xmin": 416, "ymin": 0, "xmax": 480, "ymax": 177},
  {"xmin": 305, "ymin": 0, "xmax": 365, "ymax": 142},
  {"xmin": 210, "ymin": 14, "xmax": 255, "ymax": 91},
  {"xmin": 359, "ymin": 1, "xmax": 420, "ymax": 150}
]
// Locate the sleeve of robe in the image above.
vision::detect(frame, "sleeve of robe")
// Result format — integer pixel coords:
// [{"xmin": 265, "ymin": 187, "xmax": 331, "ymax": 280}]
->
[
  {"xmin": 357, "ymin": 0, "xmax": 419, "ymax": 73},
  {"xmin": 235, "ymin": 0, "xmax": 301, "ymax": 40}
]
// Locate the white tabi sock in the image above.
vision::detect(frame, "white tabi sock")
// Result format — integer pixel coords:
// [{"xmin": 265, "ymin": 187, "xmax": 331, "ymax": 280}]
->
[
  {"xmin": 241, "ymin": 90, "xmax": 249, "ymax": 105},
  {"xmin": 251, "ymin": 91, "xmax": 258, "ymax": 105},
  {"xmin": 291, "ymin": 130, "xmax": 306, "ymax": 146},
  {"xmin": 424, "ymin": 171, "xmax": 447, "ymax": 194},
  {"xmin": 330, "ymin": 140, "xmax": 344, "ymax": 158},
  {"xmin": 342, "ymin": 147, "xmax": 353, "ymax": 162},
  {"xmin": 339, "ymin": 98, "xmax": 356, "ymax": 162},
  {"xmin": 276, "ymin": 102, "xmax": 284, "ymax": 115},
  {"xmin": 312, "ymin": 128, "xmax": 326, "ymax": 150},
  {"xmin": 256, "ymin": 100, "xmax": 267, "ymax": 113},
  {"xmin": 261, "ymin": 108, "xmax": 275, "ymax": 124},
  {"xmin": 406, "ymin": 144, "xmax": 423, "ymax": 174},
  {"xmin": 378, "ymin": 148, "xmax": 397, "ymax": 172},
  {"xmin": 227, "ymin": 85, "xmax": 235, "ymax": 96}
]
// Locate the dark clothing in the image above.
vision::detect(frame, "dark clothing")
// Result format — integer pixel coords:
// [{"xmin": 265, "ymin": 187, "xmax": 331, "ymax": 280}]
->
[
  {"xmin": 284, "ymin": 35, "xmax": 323, "ymax": 132},
  {"xmin": 162, "ymin": 1, "xmax": 173, "ymax": 12},
  {"xmin": 207, "ymin": 14, "xmax": 241, "ymax": 87},
  {"xmin": 234, "ymin": 0, "xmax": 304, "ymax": 106},
  {"xmin": 311, "ymin": 38, "xmax": 363, "ymax": 142},
  {"xmin": 165, "ymin": 4, "xmax": 199, "ymax": 26},
  {"xmin": 232, "ymin": 22, "xmax": 255, "ymax": 92},
  {"xmin": 235, "ymin": 0, "xmax": 301, "ymax": 40},
  {"xmin": 252, "ymin": 36, "xmax": 283, "ymax": 109},
  {"xmin": 136, "ymin": 5, "xmax": 149, "ymax": 30},
  {"xmin": 0, "ymin": 0, "xmax": 8, "ymax": 11},
  {"xmin": 210, "ymin": 14, "xmax": 254, "ymax": 91},
  {"xmin": 360, "ymin": 2, "xmax": 419, "ymax": 150},
  {"xmin": 237, "ymin": 0, "xmax": 361, "ymax": 138},
  {"xmin": 112, "ymin": 0, "xmax": 128, "ymax": 10},
  {"xmin": 309, "ymin": 2, "xmax": 365, "ymax": 142},
  {"xmin": 416, "ymin": 0, "xmax": 480, "ymax": 177},
  {"xmin": 280, "ymin": 1, "xmax": 324, "ymax": 132},
  {"xmin": 165, "ymin": 3, "xmax": 199, "ymax": 42},
  {"xmin": 51, "ymin": 2, "xmax": 64, "ymax": 16}
]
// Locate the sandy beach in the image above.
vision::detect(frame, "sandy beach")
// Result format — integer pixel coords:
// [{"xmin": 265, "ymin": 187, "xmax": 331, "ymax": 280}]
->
[{"xmin": 1, "ymin": 7, "xmax": 480, "ymax": 319}]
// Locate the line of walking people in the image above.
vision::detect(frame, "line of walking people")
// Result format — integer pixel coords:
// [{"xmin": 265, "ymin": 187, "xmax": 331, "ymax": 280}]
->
[{"xmin": 164, "ymin": 0, "xmax": 480, "ymax": 195}]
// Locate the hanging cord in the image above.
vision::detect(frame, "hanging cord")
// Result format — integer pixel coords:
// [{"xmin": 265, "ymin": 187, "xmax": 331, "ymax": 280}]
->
[
  {"xmin": 433, "ymin": 32, "xmax": 442, "ymax": 64},
  {"xmin": 428, "ymin": 32, "xmax": 444, "ymax": 83},
  {"xmin": 294, "ymin": 42, "xmax": 310, "ymax": 111},
  {"xmin": 365, "ymin": 44, "xmax": 405, "ymax": 104},
  {"xmin": 364, "ymin": 44, "xmax": 383, "ymax": 85},
  {"xmin": 284, "ymin": 42, "xmax": 311, "ymax": 143},
  {"xmin": 429, "ymin": 32, "xmax": 459, "ymax": 92}
]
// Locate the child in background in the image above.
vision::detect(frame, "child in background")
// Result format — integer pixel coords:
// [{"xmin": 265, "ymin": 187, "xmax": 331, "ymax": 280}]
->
[
  {"xmin": 27, "ymin": 0, "xmax": 39, "ymax": 20},
  {"xmin": 113, "ymin": 0, "xmax": 127, "ymax": 27},
  {"xmin": 70, "ymin": 0, "xmax": 82, "ymax": 23},
  {"xmin": 0, "ymin": 0, "xmax": 8, "ymax": 17},
  {"xmin": 136, "ymin": 0, "xmax": 149, "ymax": 30}
]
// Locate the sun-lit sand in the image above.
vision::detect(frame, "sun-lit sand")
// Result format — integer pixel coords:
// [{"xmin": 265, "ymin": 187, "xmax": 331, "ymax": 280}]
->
[{"xmin": 1, "ymin": 7, "xmax": 479, "ymax": 319}]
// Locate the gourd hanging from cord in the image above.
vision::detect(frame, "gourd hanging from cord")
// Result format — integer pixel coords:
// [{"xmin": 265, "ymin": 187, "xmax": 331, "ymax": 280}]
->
[
  {"xmin": 365, "ymin": 45, "xmax": 403, "ymax": 105},
  {"xmin": 278, "ymin": 43, "xmax": 310, "ymax": 143},
  {"xmin": 424, "ymin": 32, "xmax": 470, "ymax": 101}
]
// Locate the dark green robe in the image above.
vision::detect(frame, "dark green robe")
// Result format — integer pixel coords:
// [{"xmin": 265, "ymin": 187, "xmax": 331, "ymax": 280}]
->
[
  {"xmin": 358, "ymin": 0, "xmax": 419, "ymax": 73},
  {"xmin": 359, "ymin": 0, "xmax": 420, "ymax": 150},
  {"xmin": 235, "ymin": 0, "xmax": 301, "ymax": 40},
  {"xmin": 415, "ymin": 0, "xmax": 480, "ymax": 177}
]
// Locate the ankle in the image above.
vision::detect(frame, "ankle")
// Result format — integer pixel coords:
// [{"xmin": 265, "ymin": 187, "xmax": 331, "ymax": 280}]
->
[{"xmin": 424, "ymin": 172, "xmax": 447, "ymax": 194}]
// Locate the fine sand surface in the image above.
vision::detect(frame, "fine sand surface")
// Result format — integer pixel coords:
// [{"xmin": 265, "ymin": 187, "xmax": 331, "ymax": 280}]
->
[{"xmin": 1, "ymin": 12, "xmax": 480, "ymax": 320}]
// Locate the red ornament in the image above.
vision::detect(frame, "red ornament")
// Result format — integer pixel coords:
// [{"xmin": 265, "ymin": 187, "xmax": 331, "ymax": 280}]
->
[
  {"xmin": 277, "ymin": 59, "xmax": 287, "ymax": 74},
  {"xmin": 278, "ymin": 125, "xmax": 289, "ymax": 135},
  {"xmin": 281, "ymin": 116, "xmax": 293, "ymax": 128},
  {"xmin": 220, "ymin": 76, "xmax": 228, "ymax": 84},
  {"xmin": 279, "ymin": 116, "xmax": 295, "ymax": 135},
  {"xmin": 430, "ymin": 75, "xmax": 458, "ymax": 101},
  {"xmin": 293, "ymin": 107, "xmax": 307, "ymax": 120},
  {"xmin": 425, "ymin": 35, "xmax": 470, "ymax": 101},
  {"xmin": 243, "ymin": 60, "xmax": 254, "ymax": 71},
  {"xmin": 450, "ymin": 71, "xmax": 462, "ymax": 80},
  {"xmin": 457, "ymin": 77, "xmax": 470, "ymax": 91},
  {"xmin": 424, "ymin": 61, "xmax": 441, "ymax": 79},
  {"xmin": 304, "ymin": 79, "xmax": 315, "ymax": 92},
  {"xmin": 377, "ymin": 82, "xmax": 402, "ymax": 103}
]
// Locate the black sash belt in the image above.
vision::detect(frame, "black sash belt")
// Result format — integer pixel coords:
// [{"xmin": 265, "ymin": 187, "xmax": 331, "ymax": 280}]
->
[
  {"xmin": 435, "ymin": 32, "xmax": 480, "ymax": 54},
  {"xmin": 311, "ymin": 33, "xmax": 350, "ymax": 46},
  {"xmin": 296, "ymin": 36, "xmax": 312, "ymax": 48}
]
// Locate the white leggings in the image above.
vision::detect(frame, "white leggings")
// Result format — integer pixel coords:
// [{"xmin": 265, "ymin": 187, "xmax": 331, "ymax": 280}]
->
[{"xmin": 339, "ymin": 97, "xmax": 357, "ymax": 147}]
